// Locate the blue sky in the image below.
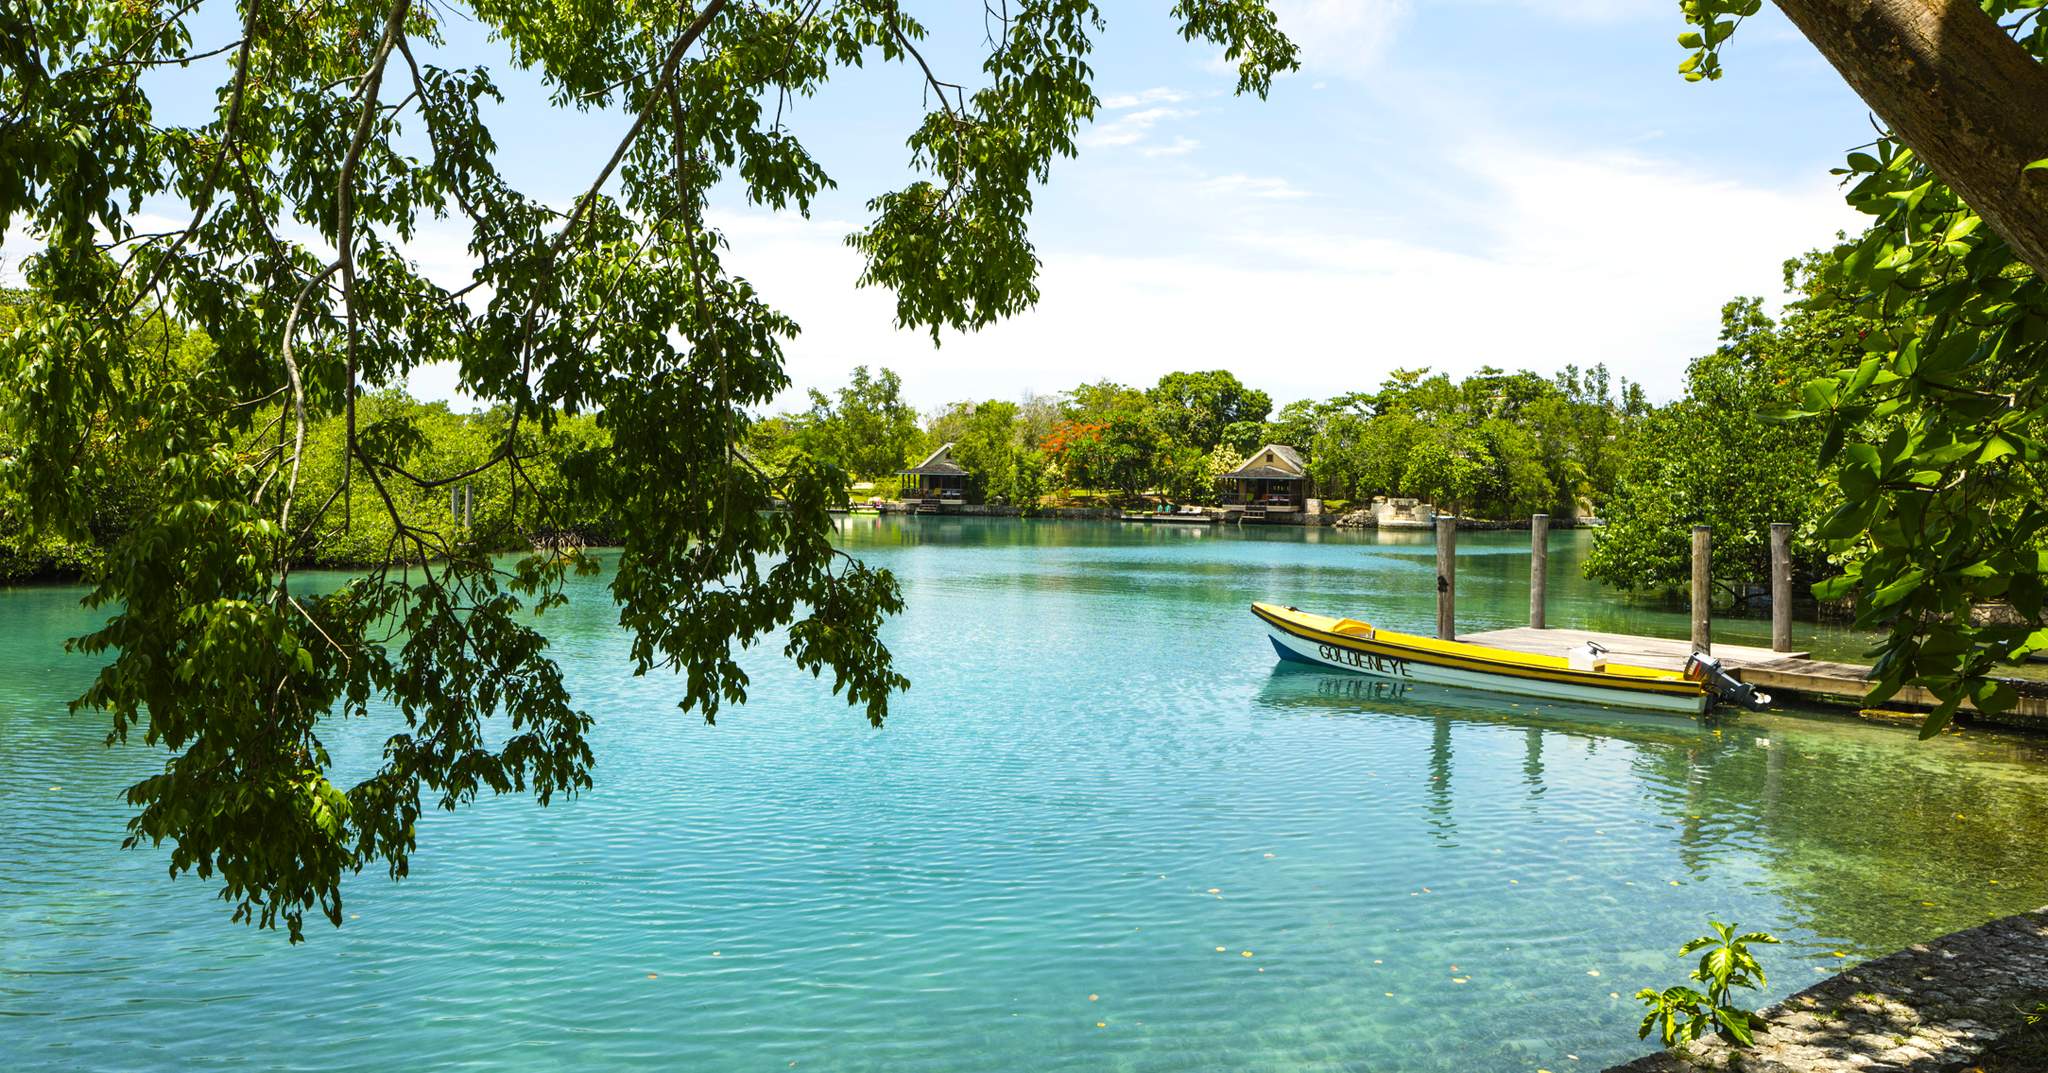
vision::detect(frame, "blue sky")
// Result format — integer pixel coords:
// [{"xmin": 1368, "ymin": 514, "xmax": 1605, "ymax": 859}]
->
[
  {"xmin": 7, "ymin": 2, "xmax": 1877, "ymax": 411},
  {"xmin": 721, "ymin": 0, "xmax": 1874, "ymax": 412}
]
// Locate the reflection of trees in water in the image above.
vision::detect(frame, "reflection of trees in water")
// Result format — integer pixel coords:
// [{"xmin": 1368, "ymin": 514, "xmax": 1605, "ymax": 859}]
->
[
  {"xmin": 1523, "ymin": 727, "xmax": 1545, "ymax": 803},
  {"xmin": 1625, "ymin": 719, "xmax": 2048, "ymax": 955},
  {"xmin": 1258, "ymin": 667, "xmax": 2048, "ymax": 957},
  {"xmin": 842, "ymin": 517, "xmax": 1426, "ymax": 613},
  {"xmin": 1428, "ymin": 716, "xmax": 1456, "ymax": 846},
  {"xmin": 1265, "ymin": 669, "xmax": 1715, "ymax": 861},
  {"xmin": 836, "ymin": 522, "xmax": 1874, "ymax": 661}
]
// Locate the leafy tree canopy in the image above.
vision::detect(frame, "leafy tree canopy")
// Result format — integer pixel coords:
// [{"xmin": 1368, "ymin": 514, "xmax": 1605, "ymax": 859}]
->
[
  {"xmin": 1045, "ymin": 404, "xmax": 1165, "ymax": 496},
  {"xmin": 1585, "ymin": 282, "xmax": 1852, "ymax": 599},
  {"xmin": 1146, "ymin": 369, "xmax": 1271, "ymax": 453},
  {"xmin": 1305, "ymin": 363, "xmax": 1639, "ymax": 519},
  {"xmin": 1686, "ymin": 0, "xmax": 2048, "ymax": 733},
  {"xmin": 0, "ymin": 0, "xmax": 1295, "ymax": 938},
  {"xmin": 924, "ymin": 398, "xmax": 1049, "ymax": 505},
  {"xmin": 798, "ymin": 365, "xmax": 920, "ymax": 480}
]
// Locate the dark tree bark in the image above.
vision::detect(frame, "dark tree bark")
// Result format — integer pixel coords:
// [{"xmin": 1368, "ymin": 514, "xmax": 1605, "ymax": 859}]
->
[{"xmin": 1772, "ymin": 0, "xmax": 2048, "ymax": 275}]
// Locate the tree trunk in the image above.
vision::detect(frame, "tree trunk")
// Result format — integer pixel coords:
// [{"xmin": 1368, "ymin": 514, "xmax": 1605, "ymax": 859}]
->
[{"xmin": 1772, "ymin": 0, "xmax": 2048, "ymax": 276}]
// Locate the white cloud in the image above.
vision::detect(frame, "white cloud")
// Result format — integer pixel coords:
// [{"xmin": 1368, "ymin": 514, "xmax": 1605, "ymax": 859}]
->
[
  {"xmin": 5, "ymin": 141, "xmax": 1862, "ymax": 420},
  {"xmin": 1080, "ymin": 106, "xmax": 1194, "ymax": 149},
  {"xmin": 694, "ymin": 141, "xmax": 1859, "ymax": 412},
  {"xmin": 1141, "ymin": 136, "xmax": 1202, "ymax": 158},
  {"xmin": 2, "ymin": 211, "xmax": 195, "ymax": 287},
  {"xmin": 1269, "ymin": 0, "xmax": 1411, "ymax": 77},
  {"xmin": 1261, "ymin": 0, "xmax": 1645, "ymax": 81},
  {"xmin": 0, "ymin": 232, "xmax": 35, "ymax": 287},
  {"xmin": 8, "ymin": 207, "xmax": 491, "ymax": 406},
  {"xmin": 1202, "ymin": 173, "xmax": 1313, "ymax": 200},
  {"xmin": 1100, "ymin": 87, "xmax": 1188, "ymax": 110},
  {"xmin": 1502, "ymin": 0, "xmax": 1654, "ymax": 21}
]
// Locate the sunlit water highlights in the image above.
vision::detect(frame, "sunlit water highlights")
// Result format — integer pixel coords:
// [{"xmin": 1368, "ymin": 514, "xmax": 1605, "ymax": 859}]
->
[{"xmin": 6, "ymin": 520, "xmax": 2048, "ymax": 1072}]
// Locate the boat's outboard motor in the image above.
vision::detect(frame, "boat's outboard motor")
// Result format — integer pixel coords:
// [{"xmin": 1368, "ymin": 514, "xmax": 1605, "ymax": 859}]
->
[{"xmin": 1684, "ymin": 652, "xmax": 1772, "ymax": 711}]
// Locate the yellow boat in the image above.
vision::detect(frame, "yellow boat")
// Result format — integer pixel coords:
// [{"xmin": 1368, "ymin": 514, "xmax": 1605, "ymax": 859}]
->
[{"xmin": 1251, "ymin": 602, "xmax": 1750, "ymax": 716}]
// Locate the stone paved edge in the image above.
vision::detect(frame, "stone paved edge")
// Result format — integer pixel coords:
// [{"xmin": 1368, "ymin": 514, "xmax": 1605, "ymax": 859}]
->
[{"xmin": 1602, "ymin": 907, "xmax": 2048, "ymax": 1072}]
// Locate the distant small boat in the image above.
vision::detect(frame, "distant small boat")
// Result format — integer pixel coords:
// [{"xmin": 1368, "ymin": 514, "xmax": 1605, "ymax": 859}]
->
[{"xmin": 1252, "ymin": 602, "xmax": 1763, "ymax": 715}]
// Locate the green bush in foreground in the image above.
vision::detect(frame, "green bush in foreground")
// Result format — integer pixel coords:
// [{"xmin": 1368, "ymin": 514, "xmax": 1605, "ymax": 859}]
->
[{"xmin": 1636, "ymin": 921, "xmax": 1781, "ymax": 1049}]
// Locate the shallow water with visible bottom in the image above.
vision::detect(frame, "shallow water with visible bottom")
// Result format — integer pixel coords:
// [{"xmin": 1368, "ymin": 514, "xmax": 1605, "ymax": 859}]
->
[{"xmin": 7, "ymin": 519, "xmax": 2048, "ymax": 1072}]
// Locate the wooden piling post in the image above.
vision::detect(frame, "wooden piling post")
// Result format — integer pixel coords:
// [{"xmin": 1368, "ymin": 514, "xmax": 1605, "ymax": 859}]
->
[
  {"xmin": 1529, "ymin": 513, "xmax": 1549, "ymax": 629},
  {"xmin": 1436, "ymin": 514, "xmax": 1457, "ymax": 640},
  {"xmin": 1770, "ymin": 522, "xmax": 1793, "ymax": 653},
  {"xmin": 1691, "ymin": 524, "xmax": 1711, "ymax": 654}
]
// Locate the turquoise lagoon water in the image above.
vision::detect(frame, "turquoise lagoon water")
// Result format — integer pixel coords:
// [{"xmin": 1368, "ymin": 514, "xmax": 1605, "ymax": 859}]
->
[{"xmin": 7, "ymin": 519, "xmax": 2048, "ymax": 1072}]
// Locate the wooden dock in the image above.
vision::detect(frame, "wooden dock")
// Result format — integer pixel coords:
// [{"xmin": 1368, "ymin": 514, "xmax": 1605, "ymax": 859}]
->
[
  {"xmin": 1461, "ymin": 626, "xmax": 2048, "ymax": 723},
  {"xmin": 1413, "ymin": 514, "xmax": 2048, "ymax": 728},
  {"xmin": 1462, "ymin": 626, "xmax": 1802, "ymax": 671}
]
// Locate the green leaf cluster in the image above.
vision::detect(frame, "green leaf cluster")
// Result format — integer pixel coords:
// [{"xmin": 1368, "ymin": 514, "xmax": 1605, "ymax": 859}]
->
[
  {"xmin": 1673, "ymin": 0, "xmax": 1760, "ymax": 82},
  {"xmin": 1701, "ymin": 4, "xmax": 2048, "ymax": 735},
  {"xmin": 923, "ymin": 398, "xmax": 1053, "ymax": 506},
  {"xmin": 752, "ymin": 362, "xmax": 1652, "ymax": 515},
  {"xmin": 1584, "ymin": 284, "xmax": 1855, "ymax": 599},
  {"xmin": 0, "ymin": 0, "xmax": 1294, "ymax": 938},
  {"xmin": 757, "ymin": 365, "xmax": 922, "ymax": 483},
  {"xmin": 1300, "ymin": 364, "xmax": 1645, "ymax": 519},
  {"xmin": 1635, "ymin": 920, "xmax": 1780, "ymax": 1049}
]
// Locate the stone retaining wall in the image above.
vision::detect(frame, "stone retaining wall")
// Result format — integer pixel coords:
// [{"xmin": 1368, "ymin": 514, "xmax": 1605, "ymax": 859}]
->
[{"xmin": 1604, "ymin": 907, "xmax": 2048, "ymax": 1072}]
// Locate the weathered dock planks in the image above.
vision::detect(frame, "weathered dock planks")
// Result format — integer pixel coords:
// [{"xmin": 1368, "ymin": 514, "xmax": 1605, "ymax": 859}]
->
[
  {"xmin": 1460, "ymin": 626, "xmax": 2048, "ymax": 724},
  {"xmin": 1459, "ymin": 626, "xmax": 1801, "ymax": 672}
]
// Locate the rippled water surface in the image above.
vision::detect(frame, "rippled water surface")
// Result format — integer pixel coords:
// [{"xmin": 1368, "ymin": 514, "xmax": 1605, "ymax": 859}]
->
[{"xmin": 8, "ymin": 520, "xmax": 2048, "ymax": 1072}]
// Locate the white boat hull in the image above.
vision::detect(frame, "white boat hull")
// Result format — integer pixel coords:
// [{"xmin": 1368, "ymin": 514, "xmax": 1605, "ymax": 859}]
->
[{"xmin": 1264, "ymin": 622, "xmax": 1708, "ymax": 716}]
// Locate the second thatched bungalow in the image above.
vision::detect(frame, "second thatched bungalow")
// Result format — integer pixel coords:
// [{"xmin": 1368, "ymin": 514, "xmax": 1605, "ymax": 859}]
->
[
  {"xmin": 899, "ymin": 442, "xmax": 969, "ymax": 513},
  {"xmin": 1221, "ymin": 444, "xmax": 1309, "ymax": 520}
]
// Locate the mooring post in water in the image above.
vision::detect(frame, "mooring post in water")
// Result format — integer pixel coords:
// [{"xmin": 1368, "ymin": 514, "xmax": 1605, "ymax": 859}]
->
[
  {"xmin": 1529, "ymin": 513, "xmax": 1549, "ymax": 629},
  {"xmin": 1691, "ymin": 524, "xmax": 1711, "ymax": 654},
  {"xmin": 1770, "ymin": 521, "xmax": 1792, "ymax": 653},
  {"xmin": 1436, "ymin": 513, "xmax": 1457, "ymax": 640}
]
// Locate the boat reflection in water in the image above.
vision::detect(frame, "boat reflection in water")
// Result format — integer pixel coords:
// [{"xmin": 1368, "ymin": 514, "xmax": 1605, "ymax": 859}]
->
[
  {"xmin": 1253, "ymin": 660, "xmax": 2048, "ymax": 959},
  {"xmin": 1256, "ymin": 659, "xmax": 1717, "ymax": 742}
]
